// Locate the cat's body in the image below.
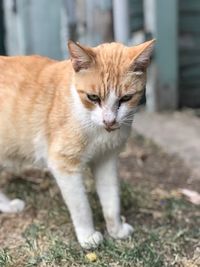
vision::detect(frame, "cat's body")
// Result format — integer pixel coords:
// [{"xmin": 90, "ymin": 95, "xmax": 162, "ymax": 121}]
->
[
  {"xmin": 0, "ymin": 40, "xmax": 155, "ymax": 248},
  {"xmin": 0, "ymin": 56, "xmax": 69, "ymax": 169}
]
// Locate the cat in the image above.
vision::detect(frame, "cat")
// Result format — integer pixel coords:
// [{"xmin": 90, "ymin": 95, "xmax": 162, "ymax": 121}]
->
[{"xmin": 0, "ymin": 39, "xmax": 155, "ymax": 248}]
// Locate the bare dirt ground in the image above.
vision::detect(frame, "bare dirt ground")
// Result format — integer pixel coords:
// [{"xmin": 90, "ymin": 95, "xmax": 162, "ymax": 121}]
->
[
  {"xmin": 120, "ymin": 133, "xmax": 196, "ymax": 190},
  {"xmin": 134, "ymin": 110, "xmax": 200, "ymax": 181},
  {"xmin": 0, "ymin": 133, "xmax": 199, "ymax": 267}
]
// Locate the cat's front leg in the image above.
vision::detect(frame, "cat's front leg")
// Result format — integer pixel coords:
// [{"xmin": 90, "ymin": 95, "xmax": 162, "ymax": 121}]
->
[
  {"xmin": 48, "ymin": 159, "xmax": 103, "ymax": 249},
  {"xmin": 93, "ymin": 154, "xmax": 133, "ymax": 239}
]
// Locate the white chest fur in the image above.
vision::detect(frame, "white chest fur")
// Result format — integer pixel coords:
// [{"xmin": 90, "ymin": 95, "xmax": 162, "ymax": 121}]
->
[{"xmin": 83, "ymin": 126, "xmax": 130, "ymax": 162}]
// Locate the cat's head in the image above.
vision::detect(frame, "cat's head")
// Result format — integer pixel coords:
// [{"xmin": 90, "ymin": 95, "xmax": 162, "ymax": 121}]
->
[{"xmin": 68, "ymin": 40, "xmax": 155, "ymax": 132}]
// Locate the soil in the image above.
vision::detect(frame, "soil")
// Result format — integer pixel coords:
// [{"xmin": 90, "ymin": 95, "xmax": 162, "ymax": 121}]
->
[{"xmin": 119, "ymin": 132, "xmax": 199, "ymax": 191}]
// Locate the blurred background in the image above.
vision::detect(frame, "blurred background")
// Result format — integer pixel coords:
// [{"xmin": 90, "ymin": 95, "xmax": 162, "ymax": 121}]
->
[
  {"xmin": 1, "ymin": 0, "xmax": 200, "ymax": 112},
  {"xmin": 0, "ymin": 2, "xmax": 200, "ymax": 263}
]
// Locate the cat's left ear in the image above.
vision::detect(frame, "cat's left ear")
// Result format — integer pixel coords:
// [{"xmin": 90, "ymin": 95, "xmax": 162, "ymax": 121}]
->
[
  {"xmin": 68, "ymin": 41, "xmax": 96, "ymax": 72},
  {"xmin": 129, "ymin": 39, "xmax": 156, "ymax": 74}
]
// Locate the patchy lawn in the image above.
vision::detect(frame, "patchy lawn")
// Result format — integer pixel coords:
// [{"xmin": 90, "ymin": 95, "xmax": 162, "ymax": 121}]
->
[{"xmin": 0, "ymin": 133, "xmax": 199, "ymax": 267}]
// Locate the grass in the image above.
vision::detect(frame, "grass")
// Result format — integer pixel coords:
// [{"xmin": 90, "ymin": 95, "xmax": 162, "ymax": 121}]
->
[
  {"xmin": 0, "ymin": 135, "xmax": 199, "ymax": 267},
  {"xmin": 1, "ymin": 180, "xmax": 199, "ymax": 267},
  {"xmin": 0, "ymin": 249, "xmax": 12, "ymax": 267}
]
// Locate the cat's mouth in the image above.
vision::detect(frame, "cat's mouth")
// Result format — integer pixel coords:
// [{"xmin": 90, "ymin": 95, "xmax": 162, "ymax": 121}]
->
[{"xmin": 105, "ymin": 126, "xmax": 120, "ymax": 132}]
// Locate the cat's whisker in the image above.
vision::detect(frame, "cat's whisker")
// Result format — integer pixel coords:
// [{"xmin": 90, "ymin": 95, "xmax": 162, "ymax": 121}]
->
[
  {"xmin": 123, "ymin": 116, "xmax": 134, "ymax": 121},
  {"xmin": 123, "ymin": 113, "xmax": 136, "ymax": 120},
  {"xmin": 123, "ymin": 113, "xmax": 136, "ymax": 119},
  {"xmin": 81, "ymin": 123, "xmax": 95, "ymax": 130},
  {"xmin": 124, "ymin": 115, "xmax": 135, "ymax": 120},
  {"xmin": 119, "ymin": 116, "xmax": 136, "ymax": 125},
  {"xmin": 120, "ymin": 123, "xmax": 132, "ymax": 127},
  {"xmin": 125, "ymin": 109, "xmax": 138, "ymax": 116},
  {"xmin": 121, "ymin": 116, "xmax": 135, "ymax": 122},
  {"xmin": 122, "ymin": 121, "xmax": 133, "ymax": 125}
]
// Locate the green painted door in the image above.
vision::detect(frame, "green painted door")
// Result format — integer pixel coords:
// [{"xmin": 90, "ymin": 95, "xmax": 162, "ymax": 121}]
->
[
  {"xmin": 129, "ymin": 0, "xmax": 144, "ymax": 33},
  {"xmin": 179, "ymin": 0, "xmax": 200, "ymax": 108},
  {"xmin": 0, "ymin": 0, "xmax": 6, "ymax": 55}
]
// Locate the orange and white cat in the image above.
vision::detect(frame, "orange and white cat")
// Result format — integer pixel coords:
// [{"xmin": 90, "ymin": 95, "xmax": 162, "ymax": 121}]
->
[{"xmin": 0, "ymin": 40, "xmax": 155, "ymax": 248}]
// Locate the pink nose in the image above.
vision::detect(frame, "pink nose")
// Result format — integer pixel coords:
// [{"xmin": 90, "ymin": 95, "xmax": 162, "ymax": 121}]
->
[{"xmin": 103, "ymin": 119, "xmax": 116, "ymax": 128}]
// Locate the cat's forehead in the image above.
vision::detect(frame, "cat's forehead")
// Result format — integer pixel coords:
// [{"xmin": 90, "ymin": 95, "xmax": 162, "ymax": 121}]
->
[
  {"xmin": 95, "ymin": 43, "xmax": 130, "ymax": 69},
  {"xmin": 90, "ymin": 44, "xmax": 134, "ymax": 92}
]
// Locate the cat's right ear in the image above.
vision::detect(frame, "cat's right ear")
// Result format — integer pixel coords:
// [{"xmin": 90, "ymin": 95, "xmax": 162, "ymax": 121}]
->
[{"xmin": 68, "ymin": 41, "xmax": 96, "ymax": 72}]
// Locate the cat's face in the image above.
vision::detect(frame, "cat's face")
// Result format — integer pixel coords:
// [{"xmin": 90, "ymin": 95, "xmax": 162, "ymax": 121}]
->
[{"xmin": 68, "ymin": 40, "xmax": 155, "ymax": 131}]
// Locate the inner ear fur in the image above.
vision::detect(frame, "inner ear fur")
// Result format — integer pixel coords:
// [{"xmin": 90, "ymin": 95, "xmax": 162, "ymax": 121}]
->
[
  {"xmin": 68, "ymin": 41, "xmax": 96, "ymax": 72},
  {"xmin": 129, "ymin": 39, "xmax": 156, "ymax": 74}
]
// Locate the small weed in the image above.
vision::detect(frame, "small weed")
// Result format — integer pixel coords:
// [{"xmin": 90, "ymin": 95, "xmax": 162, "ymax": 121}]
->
[{"xmin": 0, "ymin": 249, "xmax": 12, "ymax": 267}]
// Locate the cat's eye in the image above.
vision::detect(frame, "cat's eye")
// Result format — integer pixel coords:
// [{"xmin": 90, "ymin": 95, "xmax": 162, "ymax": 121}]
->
[
  {"xmin": 119, "ymin": 94, "xmax": 133, "ymax": 103},
  {"xmin": 87, "ymin": 94, "xmax": 100, "ymax": 103}
]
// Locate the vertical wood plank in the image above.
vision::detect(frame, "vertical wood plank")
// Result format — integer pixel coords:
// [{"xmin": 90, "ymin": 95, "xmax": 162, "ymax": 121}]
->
[
  {"xmin": 0, "ymin": 0, "xmax": 6, "ymax": 55},
  {"xmin": 154, "ymin": 0, "xmax": 178, "ymax": 110},
  {"xmin": 3, "ymin": 0, "xmax": 26, "ymax": 55},
  {"xmin": 143, "ymin": 0, "xmax": 156, "ymax": 112},
  {"xmin": 75, "ymin": 0, "xmax": 113, "ymax": 45},
  {"xmin": 18, "ymin": 0, "xmax": 63, "ymax": 59},
  {"xmin": 3, "ymin": 0, "xmax": 64, "ymax": 59},
  {"xmin": 113, "ymin": 0, "xmax": 130, "ymax": 43}
]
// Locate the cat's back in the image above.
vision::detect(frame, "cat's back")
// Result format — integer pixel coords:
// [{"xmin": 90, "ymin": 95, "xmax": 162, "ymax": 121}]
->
[
  {"xmin": 0, "ymin": 55, "xmax": 58, "ymax": 112},
  {"xmin": 0, "ymin": 55, "xmax": 56, "ymax": 84},
  {"xmin": 0, "ymin": 54, "xmax": 56, "ymax": 68}
]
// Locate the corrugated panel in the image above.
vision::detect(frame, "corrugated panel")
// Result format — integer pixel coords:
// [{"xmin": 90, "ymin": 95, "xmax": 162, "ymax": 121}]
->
[
  {"xmin": 180, "ymin": 15, "xmax": 200, "ymax": 33},
  {"xmin": 0, "ymin": 0, "xmax": 6, "ymax": 55},
  {"xmin": 179, "ymin": 0, "xmax": 200, "ymax": 108},
  {"xmin": 179, "ymin": 89, "xmax": 200, "ymax": 107},
  {"xmin": 180, "ymin": 0, "xmax": 200, "ymax": 12},
  {"xmin": 180, "ymin": 53, "xmax": 200, "ymax": 66},
  {"xmin": 129, "ymin": 0, "xmax": 144, "ymax": 32}
]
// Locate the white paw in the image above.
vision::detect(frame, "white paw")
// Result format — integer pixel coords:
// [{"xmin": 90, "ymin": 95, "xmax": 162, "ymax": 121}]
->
[
  {"xmin": 79, "ymin": 231, "xmax": 103, "ymax": 249},
  {"xmin": 109, "ymin": 223, "xmax": 134, "ymax": 239},
  {"xmin": 9, "ymin": 199, "xmax": 25, "ymax": 213},
  {"xmin": 0, "ymin": 198, "xmax": 25, "ymax": 213}
]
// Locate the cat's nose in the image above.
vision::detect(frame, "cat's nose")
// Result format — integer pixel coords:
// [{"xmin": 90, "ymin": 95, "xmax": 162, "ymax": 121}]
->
[{"xmin": 103, "ymin": 119, "xmax": 116, "ymax": 128}]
